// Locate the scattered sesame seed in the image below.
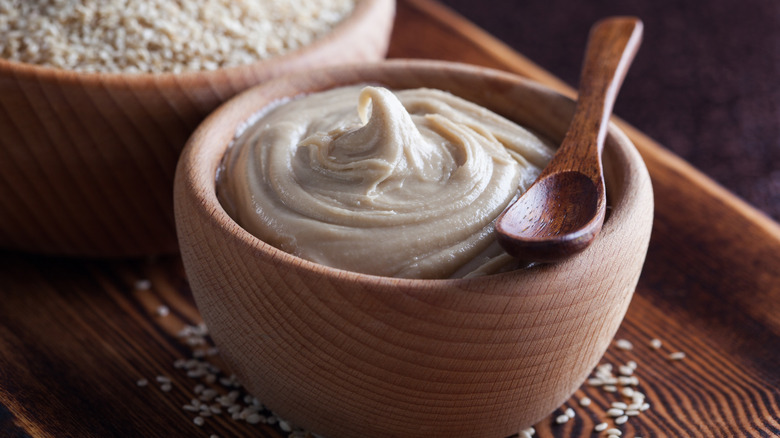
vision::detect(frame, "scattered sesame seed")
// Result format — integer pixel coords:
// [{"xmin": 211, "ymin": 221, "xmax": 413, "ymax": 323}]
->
[
  {"xmin": 160, "ymin": 383, "xmax": 172, "ymax": 392},
  {"xmin": 136, "ymin": 378, "xmax": 148, "ymax": 387},
  {"xmin": 619, "ymin": 365, "xmax": 634, "ymax": 376},
  {"xmin": 607, "ymin": 408, "xmax": 625, "ymax": 417},
  {"xmin": 588, "ymin": 377, "xmax": 604, "ymax": 386},
  {"xmin": 604, "ymin": 384, "xmax": 618, "ymax": 392},
  {"xmin": 555, "ymin": 414, "xmax": 570, "ymax": 424},
  {"xmin": 606, "ymin": 428, "xmax": 623, "ymax": 436},
  {"xmin": 650, "ymin": 338, "xmax": 663, "ymax": 349},
  {"xmin": 279, "ymin": 419, "xmax": 293, "ymax": 432},
  {"xmin": 668, "ymin": 351, "xmax": 686, "ymax": 361},
  {"xmin": 134, "ymin": 279, "xmax": 152, "ymax": 290},
  {"xmin": 565, "ymin": 407, "xmax": 575, "ymax": 418},
  {"xmin": 626, "ymin": 409, "xmax": 641, "ymax": 416},
  {"xmin": 156, "ymin": 305, "xmax": 170, "ymax": 317},
  {"xmin": 594, "ymin": 422, "xmax": 609, "ymax": 432},
  {"xmin": 615, "ymin": 415, "xmax": 629, "ymax": 425},
  {"xmin": 579, "ymin": 397, "xmax": 592, "ymax": 407},
  {"xmin": 615, "ymin": 339, "xmax": 633, "ymax": 350},
  {"xmin": 621, "ymin": 387, "xmax": 635, "ymax": 398},
  {"xmin": 193, "ymin": 416, "xmax": 204, "ymax": 426},
  {"xmin": 612, "ymin": 402, "xmax": 628, "ymax": 410}
]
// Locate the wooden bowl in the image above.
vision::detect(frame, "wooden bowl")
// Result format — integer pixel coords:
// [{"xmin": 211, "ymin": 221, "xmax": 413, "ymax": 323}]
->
[
  {"xmin": 0, "ymin": 0, "xmax": 394, "ymax": 257},
  {"xmin": 174, "ymin": 60, "xmax": 654, "ymax": 438}
]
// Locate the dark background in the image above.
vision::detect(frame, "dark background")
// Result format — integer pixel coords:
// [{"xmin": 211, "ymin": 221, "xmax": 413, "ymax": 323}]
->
[{"xmin": 440, "ymin": 0, "xmax": 779, "ymax": 222}]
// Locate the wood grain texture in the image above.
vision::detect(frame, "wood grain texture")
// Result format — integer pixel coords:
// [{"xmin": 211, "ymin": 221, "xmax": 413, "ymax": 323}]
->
[
  {"xmin": 173, "ymin": 60, "xmax": 653, "ymax": 438},
  {"xmin": 0, "ymin": 0, "xmax": 394, "ymax": 257},
  {"xmin": 0, "ymin": 0, "xmax": 778, "ymax": 437}
]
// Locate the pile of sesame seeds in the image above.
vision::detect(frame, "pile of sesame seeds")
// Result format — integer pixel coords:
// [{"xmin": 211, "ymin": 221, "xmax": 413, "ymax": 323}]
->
[{"xmin": 0, "ymin": 0, "xmax": 356, "ymax": 73}]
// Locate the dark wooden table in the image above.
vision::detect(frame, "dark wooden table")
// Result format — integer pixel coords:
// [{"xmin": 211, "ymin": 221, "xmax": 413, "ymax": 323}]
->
[{"xmin": 1, "ymin": 1, "xmax": 779, "ymax": 437}]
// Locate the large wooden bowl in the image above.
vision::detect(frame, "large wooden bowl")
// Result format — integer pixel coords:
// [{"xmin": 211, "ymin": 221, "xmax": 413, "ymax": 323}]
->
[
  {"xmin": 174, "ymin": 60, "xmax": 654, "ymax": 438},
  {"xmin": 0, "ymin": 0, "xmax": 394, "ymax": 257}
]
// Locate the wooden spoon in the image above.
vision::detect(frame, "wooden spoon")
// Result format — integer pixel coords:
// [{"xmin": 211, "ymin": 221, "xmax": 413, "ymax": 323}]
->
[{"xmin": 496, "ymin": 17, "xmax": 643, "ymax": 263}]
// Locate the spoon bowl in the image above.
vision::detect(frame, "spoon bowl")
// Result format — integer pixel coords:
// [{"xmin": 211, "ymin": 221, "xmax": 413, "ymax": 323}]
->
[
  {"xmin": 496, "ymin": 16, "xmax": 643, "ymax": 262},
  {"xmin": 497, "ymin": 171, "xmax": 604, "ymax": 261}
]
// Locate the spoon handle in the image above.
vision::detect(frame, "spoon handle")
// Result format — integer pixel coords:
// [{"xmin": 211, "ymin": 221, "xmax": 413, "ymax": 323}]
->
[{"xmin": 548, "ymin": 17, "xmax": 643, "ymax": 179}]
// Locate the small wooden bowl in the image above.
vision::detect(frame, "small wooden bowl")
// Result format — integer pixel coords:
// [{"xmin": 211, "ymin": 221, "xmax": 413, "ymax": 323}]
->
[
  {"xmin": 175, "ymin": 60, "xmax": 654, "ymax": 438},
  {"xmin": 0, "ymin": 0, "xmax": 394, "ymax": 257}
]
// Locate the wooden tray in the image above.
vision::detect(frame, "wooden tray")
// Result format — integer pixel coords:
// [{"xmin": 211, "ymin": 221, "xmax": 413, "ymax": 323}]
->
[{"xmin": 1, "ymin": 1, "xmax": 778, "ymax": 437}]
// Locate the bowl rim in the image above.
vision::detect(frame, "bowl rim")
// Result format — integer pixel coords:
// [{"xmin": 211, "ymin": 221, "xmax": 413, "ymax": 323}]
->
[
  {"xmin": 175, "ymin": 58, "xmax": 651, "ymax": 286},
  {"xmin": 0, "ymin": 0, "xmax": 390, "ymax": 85}
]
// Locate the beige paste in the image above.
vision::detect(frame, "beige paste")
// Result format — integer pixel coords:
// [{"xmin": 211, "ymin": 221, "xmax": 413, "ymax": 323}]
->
[{"xmin": 217, "ymin": 86, "xmax": 554, "ymax": 278}]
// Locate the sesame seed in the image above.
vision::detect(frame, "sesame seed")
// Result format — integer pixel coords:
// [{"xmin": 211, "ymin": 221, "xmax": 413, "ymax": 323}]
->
[
  {"xmin": 615, "ymin": 339, "xmax": 633, "ymax": 350},
  {"xmin": 594, "ymin": 422, "xmax": 608, "ymax": 432},
  {"xmin": 156, "ymin": 305, "xmax": 170, "ymax": 317},
  {"xmin": 612, "ymin": 402, "xmax": 628, "ymax": 410},
  {"xmin": 134, "ymin": 279, "xmax": 152, "ymax": 290},
  {"xmin": 604, "ymin": 385, "xmax": 618, "ymax": 392},
  {"xmin": 136, "ymin": 378, "xmax": 148, "ymax": 387},
  {"xmin": 588, "ymin": 378, "xmax": 604, "ymax": 386},
  {"xmin": 607, "ymin": 408, "xmax": 625, "ymax": 417},
  {"xmin": 626, "ymin": 409, "xmax": 641, "ymax": 416},
  {"xmin": 650, "ymin": 338, "xmax": 663, "ymax": 349},
  {"xmin": 193, "ymin": 416, "xmax": 204, "ymax": 426},
  {"xmin": 615, "ymin": 415, "xmax": 629, "ymax": 425},
  {"xmin": 606, "ymin": 428, "xmax": 623, "ymax": 436},
  {"xmin": 668, "ymin": 351, "xmax": 686, "ymax": 361},
  {"xmin": 579, "ymin": 397, "xmax": 592, "ymax": 407},
  {"xmin": 555, "ymin": 414, "xmax": 570, "ymax": 424},
  {"xmin": 565, "ymin": 407, "xmax": 575, "ymax": 418}
]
